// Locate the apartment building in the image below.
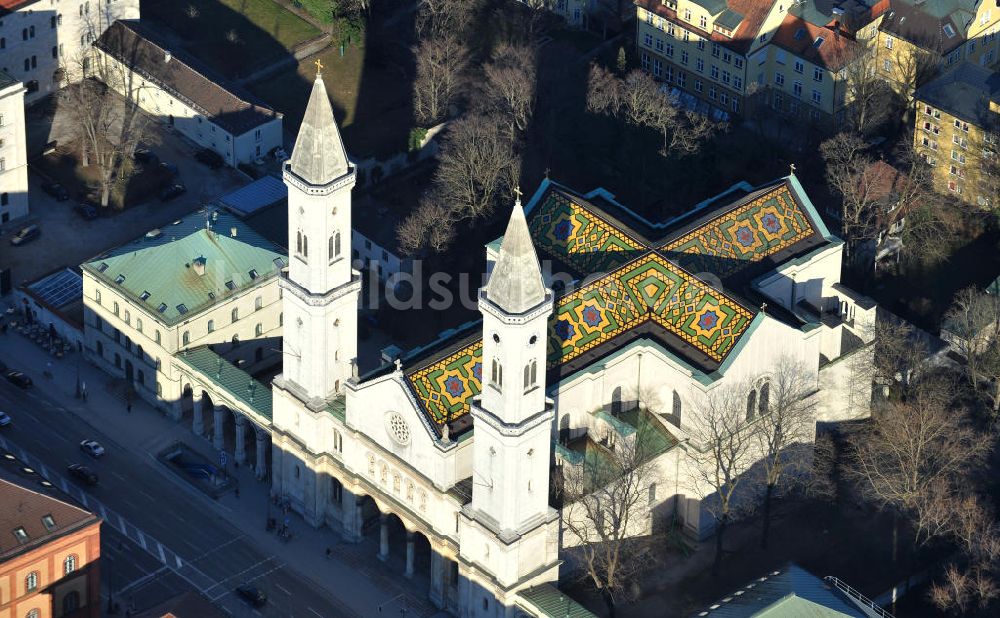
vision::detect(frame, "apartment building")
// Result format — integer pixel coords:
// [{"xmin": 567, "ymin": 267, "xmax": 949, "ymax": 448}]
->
[
  {"xmin": 0, "ymin": 0, "xmax": 139, "ymax": 104},
  {"xmin": 0, "ymin": 70, "xmax": 28, "ymax": 223},
  {"xmin": 913, "ymin": 62, "xmax": 999, "ymax": 207},
  {"xmin": 81, "ymin": 209, "xmax": 286, "ymax": 411},
  {"xmin": 874, "ymin": 0, "xmax": 1000, "ymax": 96}
]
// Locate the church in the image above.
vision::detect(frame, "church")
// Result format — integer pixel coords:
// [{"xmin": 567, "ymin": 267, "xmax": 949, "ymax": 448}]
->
[{"xmin": 269, "ymin": 71, "xmax": 876, "ymax": 616}]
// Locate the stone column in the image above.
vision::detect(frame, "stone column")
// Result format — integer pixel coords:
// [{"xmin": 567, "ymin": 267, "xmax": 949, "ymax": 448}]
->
[
  {"xmin": 429, "ymin": 550, "xmax": 446, "ymax": 608},
  {"xmin": 169, "ymin": 399, "xmax": 183, "ymax": 422},
  {"xmin": 405, "ymin": 531, "xmax": 415, "ymax": 578},
  {"xmin": 378, "ymin": 513, "xmax": 389, "ymax": 561},
  {"xmin": 234, "ymin": 416, "xmax": 247, "ymax": 465},
  {"xmin": 213, "ymin": 405, "xmax": 225, "ymax": 450},
  {"xmin": 192, "ymin": 403, "xmax": 204, "ymax": 436},
  {"xmin": 269, "ymin": 443, "xmax": 283, "ymax": 498},
  {"xmin": 255, "ymin": 430, "xmax": 268, "ymax": 479},
  {"xmin": 340, "ymin": 491, "xmax": 362, "ymax": 542}
]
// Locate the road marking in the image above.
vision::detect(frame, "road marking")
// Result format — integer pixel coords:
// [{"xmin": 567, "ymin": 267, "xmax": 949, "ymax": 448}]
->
[
  {"xmin": 175, "ymin": 555, "xmax": 183, "ymax": 569},
  {"xmin": 307, "ymin": 608, "xmax": 323, "ymax": 618},
  {"xmin": 98, "ymin": 502, "xmax": 108, "ymax": 520},
  {"xmin": 117, "ymin": 514, "xmax": 127, "ymax": 534},
  {"xmin": 157, "ymin": 543, "xmax": 166, "ymax": 563},
  {"xmin": 59, "ymin": 477, "xmax": 69, "ymax": 492},
  {"xmin": 139, "ymin": 489, "xmax": 155, "ymax": 501},
  {"xmin": 275, "ymin": 583, "xmax": 291, "ymax": 596},
  {"xmin": 219, "ymin": 608, "xmax": 232, "ymax": 617},
  {"xmin": 38, "ymin": 463, "xmax": 50, "ymax": 478},
  {"xmin": 112, "ymin": 470, "xmax": 128, "ymax": 482},
  {"xmin": 138, "ymin": 532, "xmax": 148, "ymax": 550},
  {"xmin": 205, "ymin": 557, "xmax": 282, "ymax": 598},
  {"xmin": 189, "ymin": 534, "xmax": 246, "ymax": 563},
  {"xmin": 118, "ymin": 565, "xmax": 169, "ymax": 596}
]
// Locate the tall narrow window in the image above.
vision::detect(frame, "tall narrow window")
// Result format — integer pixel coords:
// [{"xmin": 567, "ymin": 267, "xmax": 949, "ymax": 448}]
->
[
  {"xmin": 758, "ymin": 381, "xmax": 771, "ymax": 416},
  {"xmin": 232, "ymin": 308, "xmax": 239, "ymax": 323},
  {"xmin": 335, "ymin": 232, "xmax": 341, "ymax": 256},
  {"xmin": 303, "ymin": 236, "xmax": 308, "ymax": 257},
  {"xmin": 611, "ymin": 386, "xmax": 623, "ymax": 415},
  {"xmin": 296, "ymin": 230, "xmax": 303, "ymax": 254},
  {"xmin": 672, "ymin": 390, "xmax": 682, "ymax": 423},
  {"xmin": 63, "ymin": 554, "xmax": 77, "ymax": 575},
  {"xmin": 746, "ymin": 390, "xmax": 757, "ymax": 421}
]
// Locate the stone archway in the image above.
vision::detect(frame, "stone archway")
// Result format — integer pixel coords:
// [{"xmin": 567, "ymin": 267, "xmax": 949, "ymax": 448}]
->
[{"xmin": 179, "ymin": 383, "xmax": 194, "ymax": 424}]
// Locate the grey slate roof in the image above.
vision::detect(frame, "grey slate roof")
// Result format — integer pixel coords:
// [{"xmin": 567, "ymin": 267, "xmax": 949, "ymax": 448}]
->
[
  {"xmin": 915, "ymin": 61, "xmax": 1000, "ymax": 127},
  {"xmin": 94, "ymin": 20, "xmax": 280, "ymax": 135},
  {"xmin": 483, "ymin": 201, "xmax": 547, "ymax": 314},
  {"xmin": 288, "ymin": 75, "xmax": 350, "ymax": 186},
  {"xmin": 0, "ymin": 69, "xmax": 19, "ymax": 90}
]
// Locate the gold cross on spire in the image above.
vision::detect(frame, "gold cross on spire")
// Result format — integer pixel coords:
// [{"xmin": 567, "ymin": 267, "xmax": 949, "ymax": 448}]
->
[
  {"xmin": 314, "ymin": 58, "xmax": 324, "ymax": 77},
  {"xmin": 513, "ymin": 185, "xmax": 523, "ymax": 202},
  {"xmin": 789, "ymin": 162, "xmax": 797, "ymax": 175}
]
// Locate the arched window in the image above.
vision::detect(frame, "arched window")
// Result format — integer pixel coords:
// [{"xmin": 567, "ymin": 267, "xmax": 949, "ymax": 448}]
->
[
  {"xmin": 114, "ymin": 302, "xmax": 119, "ymax": 316},
  {"xmin": 611, "ymin": 386, "xmax": 623, "ymax": 415},
  {"xmin": 95, "ymin": 289, "xmax": 101, "ymax": 303},
  {"xmin": 328, "ymin": 235, "xmax": 334, "ymax": 259},
  {"xmin": 63, "ymin": 591, "xmax": 80, "ymax": 613},
  {"xmin": 746, "ymin": 389, "xmax": 757, "ymax": 421},
  {"xmin": 491, "ymin": 359, "xmax": 502, "ymax": 389},
  {"xmin": 296, "ymin": 230, "xmax": 302, "ymax": 254},
  {"xmin": 648, "ymin": 483, "xmax": 657, "ymax": 505},
  {"xmin": 63, "ymin": 554, "xmax": 77, "ymax": 575},
  {"xmin": 26, "ymin": 610, "xmax": 39, "ymax": 618},
  {"xmin": 255, "ymin": 323, "xmax": 262, "ymax": 337},
  {"xmin": 335, "ymin": 232, "xmax": 341, "ymax": 256},
  {"xmin": 333, "ymin": 430, "xmax": 343, "ymax": 452},
  {"xmin": 182, "ymin": 331, "xmax": 190, "ymax": 346},
  {"xmin": 523, "ymin": 360, "xmax": 537, "ymax": 390},
  {"xmin": 303, "ymin": 235, "xmax": 308, "ymax": 257},
  {"xmin": 523, "ymin": 364, "xmax": 530, "ymax": 389},
  {"xmin": 368, "ymin": 454, "xmax": 376, "ymax": 475},
  {"xmin": 530, "ymin": 359, "xmax": 537, "ymax": 385},
  {"xmin": 231, "ymin": 308, "xmax": 239, "ymax": 323},
  {"xmin": 255, "ymin": 295, "xmax": 262, "ymax": 311},
  {"xmin": 155, "ymin": 330, "xmax": 161, "ymax": 344},
  {"xmin": 672, "ymin": 390, "xmax": 682, "ymax": 421},
  {"xmin": 207, "ymin": 319, "xmax": 214, "ymax": 333},
  {"xmin": 25, "ymin": 571, "xmax": 38, "ymax": 592},
  {"xmin": 136, "ymin": 318, "xmax": 142, "ymax": 333},
  {"xmin": 758, "ymin": 381, "xmax": 771, "ymax": 416}
]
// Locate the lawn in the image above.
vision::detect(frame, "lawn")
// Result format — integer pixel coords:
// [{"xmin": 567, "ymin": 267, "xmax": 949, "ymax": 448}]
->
[
  {"xmin": 141, "ymin": 0, "xmax": 321, "ymax": 79},
  {"xmin": 250, "ymin": 32, "xmax": 414, "ymax": 159}
]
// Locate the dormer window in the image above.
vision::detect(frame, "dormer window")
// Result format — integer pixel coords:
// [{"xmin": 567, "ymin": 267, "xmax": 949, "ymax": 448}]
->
[
  {"xmin": 41, "ymin": 514, "xmax": 56, "ymax": 531},
  {"xmin": 248, "ymin": 269, "xmax": 258, "ymax": 280},
  {"xmin": 157, "ymin": 303, "xmax": 167, "ymax": 313},
  {"xmin": 114, "ymin": 274, "xmax": 125, "ymax": 284},
  {"xmin": 139, "ymin": 290, "xmax": 150, "ymax": 301},
  {"xmin": 12, "ymin": 527, "xmax": 28, "ymax": 543}
]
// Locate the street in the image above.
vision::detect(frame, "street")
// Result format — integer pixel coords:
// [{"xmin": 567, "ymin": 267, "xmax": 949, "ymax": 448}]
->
[{"xmin": 0, "ymin": 378, "xmax": 356, "ymax": 618}]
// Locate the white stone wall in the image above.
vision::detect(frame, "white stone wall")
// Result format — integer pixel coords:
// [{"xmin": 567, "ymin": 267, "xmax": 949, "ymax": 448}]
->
[
  {"xmin": 0, "ymin": 0, "xmax": 139, "ymax": 104},
  {"xmin": 0, "ymin": 78, "xmax": 28, "ymax": 222}
]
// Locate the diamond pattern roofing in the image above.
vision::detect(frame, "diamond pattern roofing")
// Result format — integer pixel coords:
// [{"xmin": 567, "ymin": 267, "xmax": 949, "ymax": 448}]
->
[{"xmin": 82, "ymin": 210, "xmax": 286, "ymax": 326}]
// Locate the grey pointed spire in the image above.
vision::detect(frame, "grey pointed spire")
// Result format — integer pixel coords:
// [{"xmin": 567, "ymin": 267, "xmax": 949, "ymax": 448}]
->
[
  {"xmin": 288, "ymin": 74, "xmax": 349, "ymax": 185},
  {"xmin": 485, "ymin": 198, "xmax": 546, "ymax": 313}
]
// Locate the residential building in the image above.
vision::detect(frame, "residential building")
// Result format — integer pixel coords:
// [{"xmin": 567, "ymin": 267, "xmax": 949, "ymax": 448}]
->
[
  {"xmin": 0, "ymin": 0, "xmax": 139, "ymax": 104},
  {"xmin": 913, "ymin": 61, "xmax": 1000, "ymax": 206},
  {"xmin": 0, "ymin": 69, "xmax": 28, "ymax": 223},
  {"xmin": 80, "ymin": 209, "xmax": 287, "ymax": 414},
  {"xmin": 93, "ymin": 20, "xmax": 283, "ymax": 168},
  {"xmin": 874, "ymin": 0, "xmax": 1000, "ymax": 96},
  {"xmin": 0, "ymin": 452, "xmax": 102, "ymax": 618},
  {"xmin": 696, "ymin": 563, "xmax": 888, "ymax": 617}
]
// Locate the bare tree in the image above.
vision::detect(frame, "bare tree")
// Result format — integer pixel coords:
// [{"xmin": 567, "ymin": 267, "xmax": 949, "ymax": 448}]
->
[
  {"xmin": 685, "ymin": 383, "xmax": 762, "ymax": 576},
  {"xmin": 60, "ymin": 47, "xmax": 150, "ymax": 209},
  {"xmin": 413, "ymin": 33, "xmax": 469, "ymax": 127},
  {"xmin": 835, "ymin": 43, "xmax": 894, "ymax": 136},
  {"xmin": 481, "ymin": 42, "xmax": 537, "ymax": 134},
  {"xmin": 846, "ymin": 378, "xmax": 990, "ymax": 570},
  {"xmin": 434, "ymin": 113, "xmax": 520, "ymax": 220},
  {"xmin": 415, "ymin": 0, "xmax": 479, "ymax": 39},
  {"xmin": 586, "ymin": 63, "xmax": 623, "ymax": 115},
  {"xmin": 943, "ymin": 287, "xmax": 1000, "ymax": 414},
  {"xmin": 752, "ymin": 358, "xmax": 817, "ymax": 550},
  {"xmin": 820, "ymin": 132, "xmax": 881, "ymax": 265},
  {"xmin": 396, "ymin": 195, "xmax": 456, "ymax": 255},
  {"xmin": 891, "ymin": 141, "xmax": 961, "ymax": 268},
  {"xmin": 560, "ymin": 416, "xmax": 665, "ymax": 617}
]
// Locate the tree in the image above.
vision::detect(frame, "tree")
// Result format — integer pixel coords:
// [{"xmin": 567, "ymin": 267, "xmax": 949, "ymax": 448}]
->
[
  {"xmin": 413, "ymin": 33, "xmax": 469, "ymax": 127},
  {"xmin": 891, "ymin": 141, "xmax": 961, "ymax": 268},
  {"xmin": 415, "ymin": 0, "xmax": 478, "ymax": 39},
  {"xmin": 820, "ymin": 132, "xmax": 880, "ymax": 265},
  {"xmin": 560, "ymin": 414, "xmax": 665, "ymax": 617},
  {"xmin": 685, "ymin": 382, "xmax": 762, "ymax": 576},
  {"xmin": 434, "ymin": 113, "xmax": 520, "ymax": 221},
  {"xmin": 396, "ymin": 195, "xmax": 456, "ymax": 255},
  {"xmin": 846, "ymin": 378, "xmax": 990, "ymax": 573},
  {"xmin": 943, "ymin": 287, "xmax": 1000, "ymax": 414},
  {"xmin": 835, "ymin": 42, "xmax": 894, "ymax": 136},
  {"xmin": 481, "ymin": 42, "xmax": 537, "ymax": 134},
  {"xmin": 60, "ymin": 49, "xmax": 149, "ymax": 209},
  {"xmin": 752, "ymin": 358, "xmax": 817, "ymax": 550}
]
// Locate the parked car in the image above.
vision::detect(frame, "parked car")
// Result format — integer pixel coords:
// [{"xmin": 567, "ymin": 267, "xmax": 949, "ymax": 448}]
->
[
  {"xmin": 67, "ymin": 464, "xmax": 99, "ymax": 486},
  {"xmin": 236, "ymin": 584, "xmax": 267, "ymax": 608},
  {"xmin": 10, "ymin": 225, "xmax": 40, "ymax": 246},
  {"xmin": 4, "ymin": 371, "xmax": 33, "ymax": 389},
  {"xmin": 134, "ymin": 148, "xmax": 159, "ymax": 165},
  {"xmin": 195, "ymin": 148, "xmax": 224, "ymax": 169},
  {"xmin": 159, "ymin": 183, "xmax": 186, "ymax": 202},
  {"xmin": 271, "ymin": 147, "xmax": 287, "ymax": 161},
  {"xmin": 0, "ymin": 411, "xmax": 11, "ymax": 427},
  {"xmin": 41, "ymin": 182, "xmax": 69, "ymax": 201},
  {"xmin": 159, "ymin": 161, "xmax": 179, "ymax": 177},
  {"xmin": 74, "ymin": 203, "xmax": 99, "ymax": 220},
  {"xmin": 79, "ymin": 440, "xmax": 105, "ymax": 458}
]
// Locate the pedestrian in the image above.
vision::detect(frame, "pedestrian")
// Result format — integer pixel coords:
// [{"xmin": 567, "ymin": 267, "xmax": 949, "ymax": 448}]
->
[
  {"xmin": 234, "ymin": 460, "xmax": 239, "ymax": 470},
  {"xmin": 127, "ymin": 402, "xmax": 132, "ymax": 414},
  {"xmin": 325, "ymin": 547, "xmax": 331, "ymax": 559}
]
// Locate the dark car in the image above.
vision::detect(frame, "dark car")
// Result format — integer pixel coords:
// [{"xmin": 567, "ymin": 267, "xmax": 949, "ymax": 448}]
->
[
  {"xmin": 67, "ymin": 464, "xmax": 99, "ymax": 486},
  {"xmin": 236, "ymin": 584, "xmax": 266, "ymax": 608},
  {"xmin": 159, "ymin": 183, "xmax": 186, "ymax": 202},
  {"xmin": 41, "ymin": 182, "xmax": 69, "ymax": 201},
  {"xmin": 159, "ymin": 161, "xmax": 179, "ymax": 177},
  {"xmin": 10, "ymin": 225, "xmax": 40, "ymax": 246},
  {"xmin": 134, "ymin": 148, "xmax": 159, "ymax": 165},
  {"xmin": 74, "ymin": 203, "xmax": 99, "ymax": 220},
  {"xmin": 195, "ymin": 148, "xmax": 224, "ymax": 169},
  {"xmin": 4, "ymin": 371, "xmax": 33, "ymax": 389}
]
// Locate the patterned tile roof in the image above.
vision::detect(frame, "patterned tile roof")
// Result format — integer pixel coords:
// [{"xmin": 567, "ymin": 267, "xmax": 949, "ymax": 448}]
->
[{"xmin": 402, "ymin": 177, "xmax": 828, "ymax": 429}]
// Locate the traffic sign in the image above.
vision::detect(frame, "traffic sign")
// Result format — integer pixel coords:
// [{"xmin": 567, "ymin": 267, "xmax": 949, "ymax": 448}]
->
[{"xmin": 220, "ymin": 450, "xmax": 227, "ymax": 467}]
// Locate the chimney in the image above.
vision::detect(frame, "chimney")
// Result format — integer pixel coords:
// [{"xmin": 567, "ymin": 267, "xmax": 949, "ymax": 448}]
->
[
  {"xmin": 164, "ymin": 50, "xmax": 172, "ymax": 63},
  {"xmin": 192, "ymin": 256, "xmax": 207, "ymax": 276},
  {"xmin": 230, "ymin": 227, "xmax": 238, "ymax": 238}
]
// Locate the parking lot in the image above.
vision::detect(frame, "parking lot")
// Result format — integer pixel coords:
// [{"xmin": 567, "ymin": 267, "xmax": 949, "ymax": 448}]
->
[{"xmin": 1, "ymin": 100, "xmax": 249, "ymax": 286}]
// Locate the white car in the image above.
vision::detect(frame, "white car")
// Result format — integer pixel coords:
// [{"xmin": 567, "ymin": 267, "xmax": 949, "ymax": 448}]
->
[
  {"xmin": 0, "ymin": 411, "xmax": 10, "ymax": 427},
  {"xmin": 79, "ymin": 440, "xmax": 105, "ymax": 458}
]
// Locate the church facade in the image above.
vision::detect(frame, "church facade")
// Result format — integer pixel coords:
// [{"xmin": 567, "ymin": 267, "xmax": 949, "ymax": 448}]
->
[{"xmin": 270, "ymin": 73, "xmax": 876, "ymax": 616}]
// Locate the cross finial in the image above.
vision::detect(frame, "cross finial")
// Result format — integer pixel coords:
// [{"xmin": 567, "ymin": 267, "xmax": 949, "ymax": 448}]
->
[
  {"xmin": 761, "ymin": 301, "xmax": 768, "ymax": 313},
  {"xmin": 789, "ymin": 162, "xmax": 797, "ymax": 175},
  {"xmin": 314, "ymin": 58, "xmax": 324, "ymax": 77},
  {"xmin": 544, "ymin": 167, "xmax": 551, "ymax": 179},
  {"xmin": 394, "ymin": 358, "xmax": 402, "ymax": 372},
  {"xmin": 513, "ymin": 185, "xmax": 523, "ymax": 204}
]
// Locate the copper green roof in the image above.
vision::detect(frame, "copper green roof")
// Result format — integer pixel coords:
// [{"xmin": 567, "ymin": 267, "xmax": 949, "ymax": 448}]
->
[
  {"xmin": 175, "ymin": 346, "xmax": 273, "ymax": 421},
  {"xmin": 715, "ymin": 8, "xmax": 745, "ymax": 30},
  {"xmin": 81, "ymin": 210, "xmax": 286, "ymax": 326},
  {"xmin": 518, "ymin": 584, "xmax": 597, "ymax": 618}
]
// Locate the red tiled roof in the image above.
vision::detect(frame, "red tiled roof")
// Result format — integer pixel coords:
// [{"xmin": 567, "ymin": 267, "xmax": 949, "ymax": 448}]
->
[
  {"xmin": 636, "ymin": 0, "xmax": 775, "ymax": 56},
  {"xmin": 0, "ymin": 476, "xmax": 98, "ymax": 559},
  {"xmin": 771, "ymin": 14, "xmax": 859, "ymax": 70},
  {"xmin": 0, "ymin": 0, "xmax": 39, "ymax": 10}
]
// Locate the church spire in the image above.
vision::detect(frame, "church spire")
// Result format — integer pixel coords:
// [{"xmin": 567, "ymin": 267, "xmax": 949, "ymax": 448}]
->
[
  {"xmin": 484, "ymin": 195, "xmax": 546, "ymax": 314},
  {"xmin": 288, "ymin": 74, "xmax": 350, "ymax": 186}
]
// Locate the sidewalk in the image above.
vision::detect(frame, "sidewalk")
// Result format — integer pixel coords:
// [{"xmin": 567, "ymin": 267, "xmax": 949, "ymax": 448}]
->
[{"xmin": 0, "ymin": 324, "xmax": 449, "ymax": 617}]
